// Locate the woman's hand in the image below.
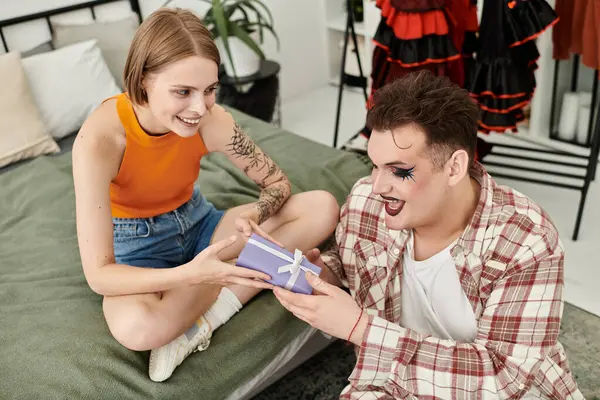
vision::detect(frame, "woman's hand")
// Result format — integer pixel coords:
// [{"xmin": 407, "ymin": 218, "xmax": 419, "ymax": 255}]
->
[
  {"xmin": 235, "ymin": 208, "xmax": 284, "ymax": 247},
  {"xmin": 183, "ymin": 235, "xmax": 274, "ymax": 289}
]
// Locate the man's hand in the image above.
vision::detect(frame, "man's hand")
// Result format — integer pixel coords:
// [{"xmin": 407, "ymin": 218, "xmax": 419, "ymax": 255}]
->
[
  {"xmin": 304, "ymin": 248, "xmax": 343, "ymax": 290},
  {"xmin": 273, "ymin": 272, "xmax": 365, "ymax": 344}
]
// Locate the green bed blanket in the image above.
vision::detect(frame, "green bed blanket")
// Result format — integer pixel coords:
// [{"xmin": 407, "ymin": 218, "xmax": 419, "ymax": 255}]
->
[{"xmin": 0, "ymin": 109, "xmax": 371, "ymax": 399}]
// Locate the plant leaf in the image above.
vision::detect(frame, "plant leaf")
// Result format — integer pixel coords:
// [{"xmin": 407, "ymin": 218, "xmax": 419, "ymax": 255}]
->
[
  {"xmin": 238, "ymin": 2, "xmax": 264, "ymax": 43},
  {"xmin": 247, "ymin": 0, "xmax": 274, "ymax": 27},
  {"xmin": 203, "ymin": 7, "xmax": 214, "ymax": 24},
  {"xmin": 224, "ymin": 3, "xmax": 236, "ymax": 19},
  {"xmin": 238, "ymin": 1, "xmax": 268, "ymax": 43},
  {"xmin": 212, "ymin": 0, "xmax": 237, "ymax": 78},
  {"xmin": 245, "ymin": 22, "xmax": 279, "ymax": 49},
  {"xmin": 238, "ymin": 1, "xmax": 279, "ymax": 48},
  {"xmin": 227, "ymin": 3, "xmax": 250, "ymax": 25},
  {"xmin": 237, "ymin": 0, "xmax": 265, "ymax": 24},
  {"xmin": 229, "ymin": 23, "xmax": 265, "ymax": 59}
]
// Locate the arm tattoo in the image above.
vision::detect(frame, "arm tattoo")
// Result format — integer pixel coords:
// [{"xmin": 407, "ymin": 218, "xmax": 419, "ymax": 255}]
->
[
  {"xmin": 226, "ymin": 123, "xmax": 280, "ymax": 187},
  {"xmin": 256, "ymin": 186, "xmax": 289, "ymax": 225},
  {"xmin": 226, "ymin": 123, "xmax": 290, "ymax": 222}
]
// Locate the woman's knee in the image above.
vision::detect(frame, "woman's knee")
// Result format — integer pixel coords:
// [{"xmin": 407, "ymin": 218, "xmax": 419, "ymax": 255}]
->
[
  {"xmin": 303, "ymin": 190, "xmax": 340, "ymax": 230},
  {"xmin": 103, "ymin": 298, "xmax": 157, "ymax": 351}
]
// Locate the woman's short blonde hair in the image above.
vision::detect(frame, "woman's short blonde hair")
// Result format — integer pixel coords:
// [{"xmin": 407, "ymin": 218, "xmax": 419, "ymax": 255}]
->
[{"xmin": 123, "ymin": 8, "xmax": 220, "ymax": 105}]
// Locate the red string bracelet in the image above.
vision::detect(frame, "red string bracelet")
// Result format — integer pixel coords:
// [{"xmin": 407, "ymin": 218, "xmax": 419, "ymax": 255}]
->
[{"xmin": 348, "ymin": 309, "xmax": 364, "ymax": 342}]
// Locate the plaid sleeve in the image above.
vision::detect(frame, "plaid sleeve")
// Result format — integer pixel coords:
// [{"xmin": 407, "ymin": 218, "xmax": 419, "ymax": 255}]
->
[
  {"xmin": 321, "ymin": 246, "xmax": 345, "ymax": 287},
  {"xmin": 321, "ymin": 197, "xmax": 350, "ymax": 287},
  {"xmin": 344, "ymin": 234, "xmax": 578, "ymax": 399}
]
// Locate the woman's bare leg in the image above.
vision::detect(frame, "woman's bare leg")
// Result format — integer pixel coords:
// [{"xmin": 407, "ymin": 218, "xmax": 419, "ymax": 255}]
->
[
  {"xmin": 102, "ymin": 190, "xmax": 339, "ymax": 352},
  {"xmin": 102, "ymin": 283, "xmax": 221, "ymax": 351}
]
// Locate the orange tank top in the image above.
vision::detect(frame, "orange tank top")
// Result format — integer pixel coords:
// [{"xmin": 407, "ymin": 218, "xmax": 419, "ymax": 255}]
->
[{"xmin": 108, "ymin": 93, "xmax": 209, "ymax": 218}]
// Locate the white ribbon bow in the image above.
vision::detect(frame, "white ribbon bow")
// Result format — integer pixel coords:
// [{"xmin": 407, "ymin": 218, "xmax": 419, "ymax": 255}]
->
[{"xmin": 247, "ymin": 238, "xmax": 318, "ymax": 291}]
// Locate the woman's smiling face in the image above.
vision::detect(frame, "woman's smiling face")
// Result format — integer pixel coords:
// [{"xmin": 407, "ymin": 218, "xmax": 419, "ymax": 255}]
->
[{"xmin": 143, "ymin": 55, "xmax": 219, "ymax": 137}]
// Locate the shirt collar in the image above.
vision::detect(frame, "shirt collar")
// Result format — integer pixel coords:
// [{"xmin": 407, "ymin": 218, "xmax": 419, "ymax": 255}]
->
[{"xmin": 454, "ymin": 161, "xmax": 494, "ymax": 253}]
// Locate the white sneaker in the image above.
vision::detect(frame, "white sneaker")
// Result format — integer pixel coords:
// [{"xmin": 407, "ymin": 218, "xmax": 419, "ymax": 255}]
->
[{"xmin": 148, "ymin": 316, "xmax": 213, "ymax": 382}]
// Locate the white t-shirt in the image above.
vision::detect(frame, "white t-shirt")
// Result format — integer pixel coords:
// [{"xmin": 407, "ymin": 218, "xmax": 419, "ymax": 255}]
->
[{"xmin": 400, "ymin": 232, "xmax": 478, "ymax": 342}]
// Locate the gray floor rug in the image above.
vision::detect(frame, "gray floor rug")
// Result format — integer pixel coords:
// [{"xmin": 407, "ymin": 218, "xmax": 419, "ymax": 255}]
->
[{"xmin": 254, "ymin": 303, "xmax": 600, "ymax": 399}]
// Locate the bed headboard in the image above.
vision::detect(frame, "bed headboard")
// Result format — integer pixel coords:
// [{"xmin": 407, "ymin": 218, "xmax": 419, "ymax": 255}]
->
[{"xmin": 0, "ymin": 0, "xmax": 142, "ymax": 52}]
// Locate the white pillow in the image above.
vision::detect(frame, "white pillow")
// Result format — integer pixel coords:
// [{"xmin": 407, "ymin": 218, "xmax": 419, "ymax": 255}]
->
[
  {"xmin": 22, "ymin": 39, "xmax": 121, "ymax": 139},
  {"xmin": 52, "ymin": 12, "xmax": 140, "ymax": 89}
]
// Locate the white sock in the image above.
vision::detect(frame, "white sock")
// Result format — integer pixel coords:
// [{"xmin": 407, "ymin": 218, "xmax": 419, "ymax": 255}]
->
[{"xmin": 203, "ymin": 287, "xmax": 243, "ymax": 331}]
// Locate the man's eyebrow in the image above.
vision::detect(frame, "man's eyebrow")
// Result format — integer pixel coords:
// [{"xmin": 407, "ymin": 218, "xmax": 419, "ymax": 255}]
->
[{"xmin": 384, "ymin": 160, "xmax": 408, "ymax": 166}]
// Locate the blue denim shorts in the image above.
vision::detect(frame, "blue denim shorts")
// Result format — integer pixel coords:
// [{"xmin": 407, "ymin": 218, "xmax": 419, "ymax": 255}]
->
[{"xmin": 112, "ymin": 187, "xmax": 224, "ymax": 269}]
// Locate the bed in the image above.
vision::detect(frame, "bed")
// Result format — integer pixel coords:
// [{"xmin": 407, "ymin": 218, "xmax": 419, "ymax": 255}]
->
[{"xmin": 0, "ymin": 3, "xmax": 372, "ymax": 398}]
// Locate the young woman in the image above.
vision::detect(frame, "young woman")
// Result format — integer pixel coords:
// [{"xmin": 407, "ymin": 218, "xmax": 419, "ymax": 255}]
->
[{"xmin": 72, "ymin": 7, "xmax": 339, "ymax": 382}]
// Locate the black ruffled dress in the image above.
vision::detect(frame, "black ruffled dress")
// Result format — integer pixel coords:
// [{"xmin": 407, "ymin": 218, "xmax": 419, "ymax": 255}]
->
[
  {"xmin": 348, "ymin": 0, "xmax": 558, "ymax": 161},
  {"xmin": 359, "ymin": 0, "xmax": 477, "ymax": 137},
  {"xmin": 467, "ymin": 0, "xmax": 558, "ymax": 134}
]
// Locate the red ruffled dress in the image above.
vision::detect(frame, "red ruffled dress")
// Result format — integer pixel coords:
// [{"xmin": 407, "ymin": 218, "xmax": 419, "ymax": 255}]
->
[
  {"xmin": 368, "ymin": 0, "xmax": 478, "ymax": 106},
  {"xmin": 355, "ymin": 0, "xmax": 480, "ymax": 150},
  {"xmin": 352, "ymin": 0, "xmax": 557, "ymax": 160}
]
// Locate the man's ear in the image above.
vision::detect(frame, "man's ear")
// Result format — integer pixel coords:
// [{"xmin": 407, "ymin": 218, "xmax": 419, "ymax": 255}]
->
[{"xmin": 446, "ymin": 149, "xmax": 470, "ymax": 187}]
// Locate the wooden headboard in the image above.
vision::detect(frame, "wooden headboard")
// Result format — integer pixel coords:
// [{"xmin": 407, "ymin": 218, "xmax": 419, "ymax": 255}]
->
[{"xmin": 0, "ymin": 0, "xmax": 142, "ymax": 52}]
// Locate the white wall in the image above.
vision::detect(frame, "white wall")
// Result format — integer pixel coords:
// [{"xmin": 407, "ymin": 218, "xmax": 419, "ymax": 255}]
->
[
  {"xmin": 0, "ymin": 0, "xmax": 329, "ymax": 101},
  {"xmin": 260, "ymin": 0, "xmax": 330, "ymax": 100}
]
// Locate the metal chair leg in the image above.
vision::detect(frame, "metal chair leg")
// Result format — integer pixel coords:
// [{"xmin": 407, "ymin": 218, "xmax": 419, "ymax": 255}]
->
[
  {"xmin": 574, "ymin": 92, "xmax": 600, "ymax": 240},
  {"xmin": 572, "ymin": 185, "xmax": 589, "ymax": 241}
]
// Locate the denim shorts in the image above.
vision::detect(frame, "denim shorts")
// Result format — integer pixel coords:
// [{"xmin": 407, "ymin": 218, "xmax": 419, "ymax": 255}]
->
[{"xmin": 112, "ymin": 187, "xmax": 225, "ymax": 269}]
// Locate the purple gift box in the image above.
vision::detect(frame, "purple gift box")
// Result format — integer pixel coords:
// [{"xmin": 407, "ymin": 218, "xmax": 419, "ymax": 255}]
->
[{"xmin": 236, "ymin": 234, "xmax": 322, "ymax": 295}]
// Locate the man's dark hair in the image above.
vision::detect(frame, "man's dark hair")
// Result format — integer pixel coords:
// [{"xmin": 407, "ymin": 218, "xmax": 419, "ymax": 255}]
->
[{"xmin": 366, "ymin": 71, "xmax": 480, "ymax": 170}]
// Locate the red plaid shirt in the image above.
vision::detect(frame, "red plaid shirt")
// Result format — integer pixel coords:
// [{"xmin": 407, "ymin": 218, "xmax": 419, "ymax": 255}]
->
[{"xmin": 323, "ymin": 162, "xmax": 583, "ymax": 399}]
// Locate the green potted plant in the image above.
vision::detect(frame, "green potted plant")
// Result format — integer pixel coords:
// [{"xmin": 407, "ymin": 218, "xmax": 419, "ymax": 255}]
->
[{"xmin": 165, "ymin": 0, "xmax": 279, "ymax": 79}]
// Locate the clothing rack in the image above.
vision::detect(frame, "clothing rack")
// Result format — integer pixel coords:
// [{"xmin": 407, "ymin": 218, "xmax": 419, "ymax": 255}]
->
[
  {"xmin": 480, "ymin": 56, "xmax": 600, "ymax": 241},
  {"xmin": 330, "ymin": 2, "xmax": 598, "ymax": 240},
  {"xmin": 332, "ymin": 0, "xmax": 369, "ymax": 149}
]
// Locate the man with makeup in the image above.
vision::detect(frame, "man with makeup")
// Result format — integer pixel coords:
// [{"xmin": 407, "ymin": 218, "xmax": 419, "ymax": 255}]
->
[{"xmin": 274, "ymin": 71, "xmax": 583, "ymax": 399}]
